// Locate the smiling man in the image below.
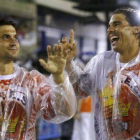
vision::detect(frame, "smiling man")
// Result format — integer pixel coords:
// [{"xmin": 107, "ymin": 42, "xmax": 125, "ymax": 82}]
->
[
  {"xmin": 0, "ymin": 25, "xmax": 19, "ymax": 58},
  {"xmin": 0, "ymin": 24, "xmax": 20, "ymax": 76},
  {"xmin": 107, "ymin": 10, "xmax": 140, "ymax": 63},
  {"xmin": 59, "ymin": 7, "xmax": 140, "ymax": 140},
  {"xmin": 0, "ymin": 19, "xmax": 76, "ymax": 140}
]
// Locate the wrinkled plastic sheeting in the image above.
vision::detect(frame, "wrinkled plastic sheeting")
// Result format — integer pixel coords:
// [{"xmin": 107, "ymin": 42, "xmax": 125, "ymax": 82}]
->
[
  {"xmin": 68, "ymin": 51, "xmax": 140, "ymax": 140},
  {"xmin": 0, "ymin": 64, "xmax": 77, "ymax": 140},
  {"xmin": 111, "ymin": 56, "xmax": 140, "ymax": 139}
]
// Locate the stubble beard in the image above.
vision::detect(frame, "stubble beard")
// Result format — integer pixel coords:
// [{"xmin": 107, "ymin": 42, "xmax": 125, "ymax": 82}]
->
[{"xmin": 5, "ymin": 52, "xmax": 19, "ymax": 62}]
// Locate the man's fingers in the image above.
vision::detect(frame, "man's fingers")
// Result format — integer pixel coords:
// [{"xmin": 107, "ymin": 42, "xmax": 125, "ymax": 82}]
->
[
  {"xmin": 66, "ymin": 41, "xmax": 76, "ymax": 52},
  {"xmin": 59, "ymin": 37, "xmax": 67, "ymax": 44},
  {"xmin": 58, "ymin": 44, "xmax": 64, "ymax": 57},
  {"xmin": 53, "ymin": 44, "xmax": 59, "ymax": 55},
  {"xmin": 58, "ymin": 44, "xmax": 63, "ymax": 52},
  {"xmin": 73, "ymin": 42, "xmax": 77, "ymax": 54},
  {"xmin": 39, "ymin": 59, "xmax": 47, "ymax": 68},
  {"xmin": 62, "ymin": 37, "xmax": 67, "ymax": 44},
  {"xmin": 69, "ymin": 29, "xmax": 74, "ymax": 44},
  {"xmin": 47, "ymin": 45, "xmax": 52, "ymax": 57},
  {"xmin": 63, "ymin": 50, "xmax": 68, "ymax": 59},
  {"xmin": 39, "ymin": 59, "xmax": 56, "ymax": 73}
]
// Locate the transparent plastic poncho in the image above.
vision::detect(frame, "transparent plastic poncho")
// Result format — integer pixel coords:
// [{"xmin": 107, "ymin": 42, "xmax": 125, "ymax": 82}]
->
[
  {"xmin": 0, "ymin": 63, "xmax": 76, "ymax": 140},
  {"xmin": 67, "ymin": 51, "xmax": 140, "ymax": 140}
]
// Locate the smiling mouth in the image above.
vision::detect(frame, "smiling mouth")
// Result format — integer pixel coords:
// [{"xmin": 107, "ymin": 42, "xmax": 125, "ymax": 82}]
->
[
  {"xmin": 8, "ymin": 48, "xmax": 18, "ymax": 51},
  {"xmin": 8, "ymin": 49, "xmax": 18, "ymax": 54},
  {"xmin": 110, "ymin": 36, "xmax": 119, "ymax": 45}
]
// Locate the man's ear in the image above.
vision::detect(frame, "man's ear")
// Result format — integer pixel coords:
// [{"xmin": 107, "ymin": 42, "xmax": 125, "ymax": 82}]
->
[{"xmin": 132, "ymin": 26, "xmax": 140, "ymax": 36}]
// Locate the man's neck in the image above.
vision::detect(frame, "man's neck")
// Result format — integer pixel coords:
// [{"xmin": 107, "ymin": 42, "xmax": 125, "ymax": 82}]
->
[
  {"xmin": 119, "ymin": 47, "xmax": 140, "ymax": 63},
  {"xmin": 0, "ymin": 61, "xmax": 14, "ymax": 75}
]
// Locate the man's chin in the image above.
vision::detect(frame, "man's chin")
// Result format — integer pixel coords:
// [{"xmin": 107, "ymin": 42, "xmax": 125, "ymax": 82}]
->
[
  {"xmin": 112, "ymin": 45, "xmax": 120, "ymax": 52},
  {"xmin": 7, "ymin": 55, "xmax": 19, "ymax": 61},
  {"xmin": 12, "ymin": 57, "xmax": 19, "ymax": 62}
]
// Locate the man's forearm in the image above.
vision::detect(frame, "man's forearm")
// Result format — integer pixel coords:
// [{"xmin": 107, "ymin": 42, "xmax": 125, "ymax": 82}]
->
[
  {"xmin": 42, "ymin": 72, "xmax": 77, "ymax": 123},
  {"xmin": 52, "ymin": 73, "xmax": 65, "ymax": 84}
]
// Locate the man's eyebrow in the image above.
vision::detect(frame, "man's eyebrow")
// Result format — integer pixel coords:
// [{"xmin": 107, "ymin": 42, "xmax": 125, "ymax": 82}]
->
[
  {"xmin": 0, "ymin": 34, "xmax": 18, "ymax": 38},
  {"xmin": 113, "ymin": 21, "xmax": 121, "ymax": 24},
  {"xmin": 0, "ymin": 34, "xmax": 10, "ymax": 37},
  {"xmin": 108, "ymin": 21, "xmax": 121, "ymax": 27},
  {"xmin": 2, "ymin": 34, "xmax": 10, "ymax": 36}
]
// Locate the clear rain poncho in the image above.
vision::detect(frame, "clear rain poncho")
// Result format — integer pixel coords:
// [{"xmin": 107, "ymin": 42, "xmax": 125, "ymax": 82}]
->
[
  {"xmin": 68, "ymin": 50, "xmax": 140, "ymax": 140},
  {"xmin": 0, "ymin": 63, "xmax": 76, "ymax": 140}
]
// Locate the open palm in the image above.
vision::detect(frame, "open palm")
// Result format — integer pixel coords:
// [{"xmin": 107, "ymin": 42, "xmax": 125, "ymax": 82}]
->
[{"xmin": 39, "ymin": 45, "xmax": 66, "ymax": 74}]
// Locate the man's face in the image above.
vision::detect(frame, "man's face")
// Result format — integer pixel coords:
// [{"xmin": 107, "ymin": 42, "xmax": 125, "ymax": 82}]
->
[
  {"xmin": 107, "ymin": 14, "xmax": 137, "ymax": 53},
  {"xmin": 0, "ymin": 25, "xmax": 20, "ymax": 61}
]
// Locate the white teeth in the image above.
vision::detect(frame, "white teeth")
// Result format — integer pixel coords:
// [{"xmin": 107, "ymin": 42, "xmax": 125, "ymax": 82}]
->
[
  {"xmin": 110, "ymin": 36, "xmax": 119, "ymax": 43},
  {"xmin": 111, "ymin": 36, "xmax": 118, "ymax": 39}
]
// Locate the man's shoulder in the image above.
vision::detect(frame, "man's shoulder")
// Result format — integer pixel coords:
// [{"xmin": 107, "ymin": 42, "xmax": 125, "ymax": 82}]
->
[
  {"xmin": 90, "ymin": 50, "xmax": 116, "ymax": 61},
  {"xmin": 87, "ymin": 51, "xmax": 116, "ymax": 68},
  {"xmin": 98, "ymin": 50, "xmax": 116, "ymax": 59}
]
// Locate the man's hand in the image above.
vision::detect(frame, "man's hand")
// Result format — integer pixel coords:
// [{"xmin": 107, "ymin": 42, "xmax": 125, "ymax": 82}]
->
[
  {"xmin": 60, "ymin": 29, "xmax": 76, "ymax": 62},
  {"xmin": 39, "ymin": 45, "xmax": 67, "ymax": 84}
]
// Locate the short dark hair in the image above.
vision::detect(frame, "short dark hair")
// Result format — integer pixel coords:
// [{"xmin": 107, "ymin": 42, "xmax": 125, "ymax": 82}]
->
[
  {"xmin": 0, "ymin": 19, "xmax": 17, "ymax": 30},
  {"xmin": 113, "ymin": 7, "xmax": 140, "ymax": 26}
]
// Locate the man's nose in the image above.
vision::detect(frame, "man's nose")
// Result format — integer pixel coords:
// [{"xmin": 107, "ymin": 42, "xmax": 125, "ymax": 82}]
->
[
  {"xmin": 107, "ymin": 26, "xmax": 114, "ymax": 33},
  {"xmin": 9, "ymin": 38, "xmax": 17, "ymax": 45},
  {"xmin": 107, "ymin": 26, "xmax": 115, "ymax": 38}
]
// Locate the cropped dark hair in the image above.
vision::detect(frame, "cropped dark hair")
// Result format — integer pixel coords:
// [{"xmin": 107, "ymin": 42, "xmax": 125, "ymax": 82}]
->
[
  {"xmin": 113, "ymin": 7, "xmax": 140, "ymax": 26},
  {"xmin": 0, "ymin": 19, "xmax": 16, "ymax": 30}
]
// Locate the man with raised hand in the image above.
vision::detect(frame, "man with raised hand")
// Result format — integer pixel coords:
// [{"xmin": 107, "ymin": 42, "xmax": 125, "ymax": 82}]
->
[
  {"xmin": 0, "ymin": 19, "xmax": 76, "ymax": 140},
  {"xmin": 60, "ymin": 7, "xmax": 140, "ymax": 140}
]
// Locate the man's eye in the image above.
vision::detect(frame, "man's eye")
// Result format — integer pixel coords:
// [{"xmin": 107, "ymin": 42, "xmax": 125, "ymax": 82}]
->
[
  {"xmin": 2, "ymin": 35, "xmax": 9, "ymax": 40},
  {"xmin": 14, "ymin": 36, "xmax": 18, "ymax": 40},
  {"xmin": 114, "ymin": 23, "xmax": 120, "ymax": 27}
]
